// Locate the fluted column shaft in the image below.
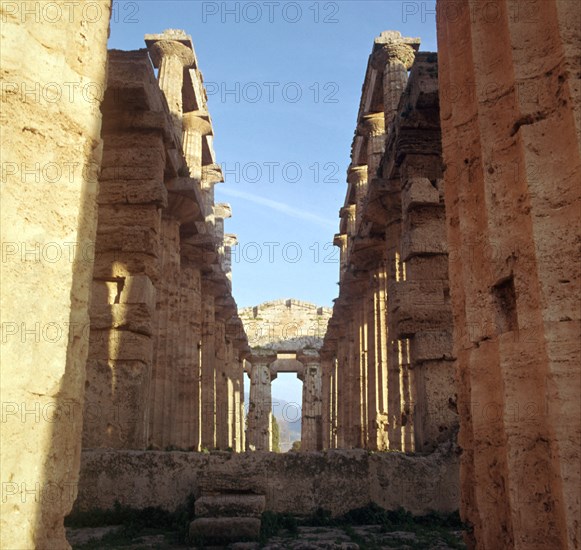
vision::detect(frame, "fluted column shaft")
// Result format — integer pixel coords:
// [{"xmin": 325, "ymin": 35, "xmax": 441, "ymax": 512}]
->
[
  {"xmin": 300, "ymin": 359, "xmax": 323, "ymax": 451},
  {"xmin": 247, "ymin": 362, "xmax": 272, "ymax": 451}
]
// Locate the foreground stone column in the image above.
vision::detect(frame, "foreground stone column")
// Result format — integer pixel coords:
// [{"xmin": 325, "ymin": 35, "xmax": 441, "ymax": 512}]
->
[
  {"xmin": 299, "ymin": 351, "xmax": 323, "ymax": 451},
  {"xmin": 0, "ymin": 3, "xmax": 111, "ymax": 548},
  {"xmin": 246, "ymin": 356, "xmax": 275, "ymax": 451},
  {"xmin": 437, "ymin": 1, "xmax": 580, "ymax": 547}
]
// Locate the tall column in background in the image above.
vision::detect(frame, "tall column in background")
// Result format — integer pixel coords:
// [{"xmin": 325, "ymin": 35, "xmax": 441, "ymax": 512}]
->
[
  {"xmin": 348, "ymin": 166, "xmax": 368, "ymax": 229},
  {"xmin": 371, "ymin": 31, "xmax": 420, "ymax": 131},
  {"xmin": 200, "ymin": 282, "xmax": 217, "ymax": 449},
  {"xmin": 320, "ymin": 353, "xmax": 333, "ymax": 449},
  {"xmin": 146, "ymin": 31, "xmax": 195, "ymax": 138},
  {"xmin": 299, "ymin": 351, "xmax": 323, "ymax": 451},
  {"xmin": 246, "ymin": 354, "xmax": 276, "ymax": 451}
]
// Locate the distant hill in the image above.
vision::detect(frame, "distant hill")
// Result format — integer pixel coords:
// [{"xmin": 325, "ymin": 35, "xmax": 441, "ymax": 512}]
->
[{"xmin": 244, "ymin": 392, "xmax": 301, "ymax": 452}]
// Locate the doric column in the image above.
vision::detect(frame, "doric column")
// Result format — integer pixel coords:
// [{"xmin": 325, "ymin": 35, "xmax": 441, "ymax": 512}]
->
[
  {"xmin": 298, "ymin": 351, "xmax": 323, "ymax": 451},
  {"xmin": 371, "ymin": 31, "xmax": 420, "ymax": 131},
  {"xmin": 182, "ymin": 113, "xmax": 212, "ymax": 182},
  {"xmin": 347, "ymin": 165, "xmax": 368, "ymax": 229},
  {"xmin": 247, "ymin": 354, "xmax": 276, "ymax": 451},
  {"xmin": 174, "ymin": 263, "xmax": 202, "ymax": 450},
  {"xmin": 331, "ymin": 357, "xmax": 339, "ymax": 448},
  {"xmin": 358, "ymin": 112, "xmax": 386, "ymax": 179},
  {"xmin": 365, "ymin": 264, "xmax": 390, "ymax": 451},
  {"xmin": 335, "ymin": 319, "xmax": 348, "ymax": 448},
  {"xmin": 149, "ymin": 217, "xmax": 181, "ymax": 450},
  {"xmin": 146, "ymin": 32, "xmax": 196, "ymax": 138},
  {"xmin": 200, "ymin": 282, "xmax": 217, "ymax": 449},
  {"xmin": 213, "ymin": 316, "xmax": 228, "ymax": 449},
  {"xmin": 357, "ymin": 295, "xmax": 369, "ymax": 448},
  {"xmin": 320, "ymin": 353, "xmax": 333, "ymax": 450},
  {"xmin": 333, "ymin": 233, "xmax": 348, "ymax": 276}
]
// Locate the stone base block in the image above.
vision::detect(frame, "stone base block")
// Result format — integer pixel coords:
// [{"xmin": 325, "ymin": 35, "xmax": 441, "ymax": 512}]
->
[
  {"xmin": 189, "ymin": 517, "xmax": 261, "ymax": 544},
  {"xmin": 195, "ymin": 495, "xmax": 266, "ymax": 518}
]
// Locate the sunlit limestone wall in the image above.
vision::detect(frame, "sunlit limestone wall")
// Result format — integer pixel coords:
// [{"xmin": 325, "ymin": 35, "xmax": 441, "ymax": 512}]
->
[
  {"xmin": 437, "ymin": 1, "xmax": 581, "ymax": 548},
  {"xmin": 0, "ymin": 2, "xmax": 111, "ymax": 548}
]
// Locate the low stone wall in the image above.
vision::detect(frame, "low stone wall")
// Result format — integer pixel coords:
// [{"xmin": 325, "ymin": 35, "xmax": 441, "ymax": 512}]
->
[{"xmin": 74, "ymin": 446, "xmax": 459, "ymax": 517}]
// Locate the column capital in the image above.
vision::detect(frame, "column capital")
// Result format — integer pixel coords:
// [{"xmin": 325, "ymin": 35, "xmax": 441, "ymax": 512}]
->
[
  {"xmin": 333, "ymin": 233, "xmax": 348, "ymax": 248},
  {"xmin": 297, "ymin": 349, "xmax": 320, "ymax": 366},
  {"xmin": 147, "ymin": 36, "xmax": 196, "ymax": 68},
  {"xmin": 347, "ymin": 164, "xmax": 368, "ymax": 186},
  {"xmin": 371, "ymin": 31, "xmax": 420, "ymax": 71},
  {"xmin": 202, "ymin": 164, "xmax": 224, "ymax": 186},
  {"xmin": 182, "ymin": 112, "xmax": 213, "ymax": 135},
  {"xmin": 358, "ymin": 112, "xmax": 385, "ymax": 138},
  {"xmin": 249, "ymin": 350, "xmax": 278, "ymax": 366}
]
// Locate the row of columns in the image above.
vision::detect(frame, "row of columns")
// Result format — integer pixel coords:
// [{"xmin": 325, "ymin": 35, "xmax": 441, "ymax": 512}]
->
[
  {"xmin": 82, "ymin": 31, "xmax": 249, "ymax": 453},
  {"xmin": 246, "ymin": 351, "xmax": 323, "ymax": 452},
  {"xmin": 322, "ymin": 32, "xmax": 457, "ymax": 453}
]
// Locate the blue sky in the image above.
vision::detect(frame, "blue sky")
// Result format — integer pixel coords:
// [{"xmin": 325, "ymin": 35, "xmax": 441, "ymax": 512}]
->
[{"xmin": 108, "ymin": 0, "xmax": 437, "ymax": 404}]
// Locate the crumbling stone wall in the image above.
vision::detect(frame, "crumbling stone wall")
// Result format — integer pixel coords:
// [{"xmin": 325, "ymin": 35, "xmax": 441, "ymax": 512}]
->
[
  {"xmin": 240, "ymin": 299, "xmax": 332, "ymax": 349},
  {"xmin": 74, "ymin": 446, "xmax": 459, "ymax": 516},
  {"xmin": 322, "ymin": 32, "xmax": 458, "ymax": 454},
  {"xmin": 0, "ymin": 2, "xmax": 111, "ymax": 548},
  {"xmin": 82, "ymin": 32, "xmax": 249, "ymax": 455},
  {"xmin": 436, "ymin": 1, "xmax": 581, "ymax": 548}
]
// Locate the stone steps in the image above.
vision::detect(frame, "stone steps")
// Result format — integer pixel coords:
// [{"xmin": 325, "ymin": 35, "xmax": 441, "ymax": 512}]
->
[{"xmin": 189, "ymin": 493, "xmax": 265, "ymax": 545}]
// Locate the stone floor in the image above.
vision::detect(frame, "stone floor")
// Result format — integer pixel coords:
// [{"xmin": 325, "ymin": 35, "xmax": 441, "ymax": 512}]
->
[{"xmin": 67, "ymin": 524, "xmax": 466, "ymax": 549}]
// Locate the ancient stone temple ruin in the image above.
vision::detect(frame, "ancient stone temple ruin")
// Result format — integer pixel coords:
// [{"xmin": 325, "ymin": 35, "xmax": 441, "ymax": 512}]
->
[{"xmin": 1, "ymin": 1, "xmax": 579, "ymax": 549}]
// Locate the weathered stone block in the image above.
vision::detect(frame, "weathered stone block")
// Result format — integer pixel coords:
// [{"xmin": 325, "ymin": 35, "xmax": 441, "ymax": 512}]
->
[
  {"xmin": 411, "ymin": 330, "xmax": 454, "ymax": 362},
  {"xmin": 189, "ymin": 517, "xmax": 261, "ymax": 543},
  {"xmin": 98, "ymin": 179, "xmax": 168, "ymax": 207},
  {"xmin": 402, "ymin": 177, "xmax": 440, "ymax": 212},
  {"xmin": 195, "ymin": 495, "xmax": 266, "ymax": 518}
]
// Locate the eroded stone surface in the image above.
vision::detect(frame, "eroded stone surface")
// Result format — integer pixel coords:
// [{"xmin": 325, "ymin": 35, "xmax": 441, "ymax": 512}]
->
[
  {"xmin": 74, "ymin": 447, "xmax": 459, "ymax": 516},
  {"xmin": 437, "ymin": 1, "xmax": 581, "ymax": 548},
  {"xmin": 0, "ymin": 3, "xmax": 112, "ymax": 548}
]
